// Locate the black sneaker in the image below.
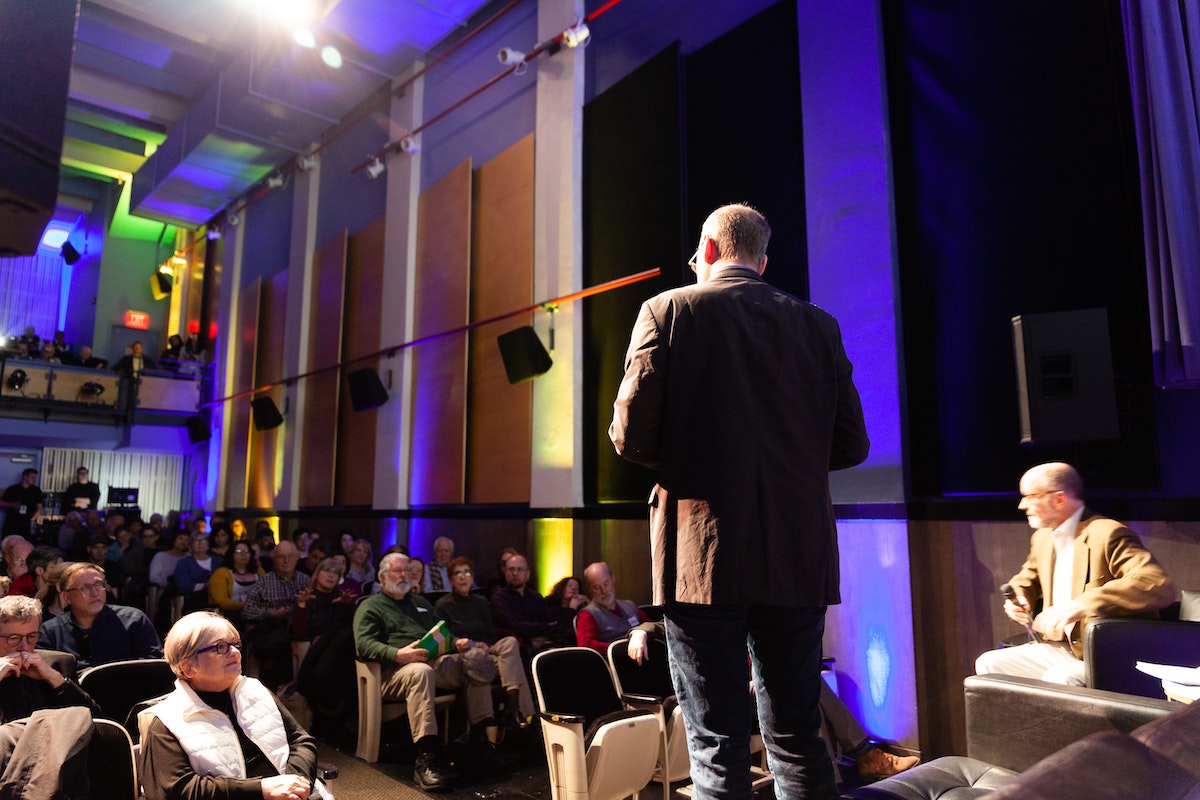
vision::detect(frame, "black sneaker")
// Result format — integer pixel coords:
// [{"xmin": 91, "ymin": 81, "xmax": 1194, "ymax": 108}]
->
[
  {"xmin": 471, "ymin": 738, "xmax": 504, "ymax": 771},
  {"xmin": 414, "ymin": 753, "xmax": 454, "ymax": 792}
]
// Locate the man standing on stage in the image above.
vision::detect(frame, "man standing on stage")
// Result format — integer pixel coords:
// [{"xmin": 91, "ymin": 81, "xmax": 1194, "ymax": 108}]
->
[{"xmin": 610, "ymin": 203, "xmax": 869, "ymax": 799}]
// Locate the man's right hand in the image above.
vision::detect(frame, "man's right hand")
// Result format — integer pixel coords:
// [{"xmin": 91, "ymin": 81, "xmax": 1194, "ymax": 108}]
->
[
  {"xmin": 394, "ymin": 643, "xmax": 430, "ymax": 665},
  {"xmin": 1003, "ymin": 597, "xmax": 1032, "ymax": 627},
  {"xmin": 627, "ymin": 629, "xmax": 649, "ymax": 665}
]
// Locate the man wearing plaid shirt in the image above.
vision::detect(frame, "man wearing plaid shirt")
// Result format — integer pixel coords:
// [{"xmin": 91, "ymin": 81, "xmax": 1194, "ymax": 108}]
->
[{"xmin": 242, "ymin": 540, "xmax": 308, "ymax": 689}]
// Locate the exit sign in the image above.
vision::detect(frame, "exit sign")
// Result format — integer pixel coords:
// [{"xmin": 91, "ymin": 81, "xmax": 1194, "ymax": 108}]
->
[{"xmin": 124, "ymin": 310, "xmax": 151, "ymax": 329}]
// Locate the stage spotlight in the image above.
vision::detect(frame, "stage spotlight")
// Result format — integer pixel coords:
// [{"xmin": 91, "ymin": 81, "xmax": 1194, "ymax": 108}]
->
[
  {"xmin": 227, "ymin": 211, "xmax": 241, "ymax": 227},
  {"xmin": 151, "ymin": 271, "xmax": 173, "ymax": 300},
  {"xmin": 297, "ymin": 153, "xmax": 318, "ymax": 172},
  {"xmin": 61, "ymin": 242, "xmax": 81, "ymax": 264},
  {"xmin": 321, "ymin": 45, "xmax": 342, "ymax": 68},
  {"xmin": 498, "ymin": 47, "xmax": 527, "ymax": 64},
  {"xmin": 81, "ymin": 381, "xmax": 105, "ymax": 396},
  {"xmin": 562, "ymin": 21, "xmax": 590, "ymax": 48},
  {"xmin": 6, "ymin": 370, "xmax": 27, "ymax": 391},
  {"xmin": 365, "ymin": 157, "xmax": 385, "ymax": 179},
  {"xmin": 399, "ymin": 136, "xmax": 419, "ymax": 154},
  {"xmin": 206, "ymin": 227, "xmax": 222, "ymax": 240},
  {"xmin": 293, "ymin": 27, "xmax": 316, "ymax": 48},
  {"xmin": 267, "ymin": 174, "xmax": 284, "ymax": 189}
]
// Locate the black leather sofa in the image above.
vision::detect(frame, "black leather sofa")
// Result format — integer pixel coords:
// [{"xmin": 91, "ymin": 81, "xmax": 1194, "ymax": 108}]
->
[{"xmin": 841, "ymin": 674, "xmax": 1192, "ymax": 799}]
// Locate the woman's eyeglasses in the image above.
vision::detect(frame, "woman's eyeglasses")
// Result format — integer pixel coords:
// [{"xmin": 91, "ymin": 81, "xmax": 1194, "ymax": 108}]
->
[{"xmin": 196, "ymin": 640, "xmax": 241, "ymax": 656}]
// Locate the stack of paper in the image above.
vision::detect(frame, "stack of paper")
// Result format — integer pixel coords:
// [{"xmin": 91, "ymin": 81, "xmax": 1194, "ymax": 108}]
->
[{"xmin": 1135, "ymin": 661, "xmax": 1200, "ymax": 704}]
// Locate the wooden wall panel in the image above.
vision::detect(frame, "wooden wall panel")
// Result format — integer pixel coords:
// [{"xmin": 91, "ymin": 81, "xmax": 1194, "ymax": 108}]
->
[
  {"xmin": 467, "ymin": 134, "xmax": 535, "ymax": 503},
  {"xmin": 299, "ymin": 231, "xmax": 347, "ymax": 507},
  {"xmin": 337, "ymin": 215, "xmax": 385, "ymax": 506},
  {"xmin": 248, "ymin": 271, "xmax": 287, "ymax": 509},
  {"xmin": 409, "ymin": 160, "xmax": 472, "ymax": 505},
  {"xmin": 225, "ymin": 278, "xmax": 260, "ymax": 509}
]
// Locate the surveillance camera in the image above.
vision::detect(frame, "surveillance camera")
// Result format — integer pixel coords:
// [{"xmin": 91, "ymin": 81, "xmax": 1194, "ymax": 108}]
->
[{"xmin": 497, "ymin": 47, "xmax": 526, "ymax": 65}]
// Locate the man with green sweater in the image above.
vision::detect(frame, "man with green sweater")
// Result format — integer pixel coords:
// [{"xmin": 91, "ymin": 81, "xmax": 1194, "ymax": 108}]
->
[{"xmin": 353, "ymin": 552, "xmax": 501, "ymax": 791}]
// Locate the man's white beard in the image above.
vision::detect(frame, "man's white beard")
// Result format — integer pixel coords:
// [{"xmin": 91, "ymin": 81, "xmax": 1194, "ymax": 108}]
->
[{"xmin": 384, "ymin": 575, "xmax": 411, "ymax": 597}]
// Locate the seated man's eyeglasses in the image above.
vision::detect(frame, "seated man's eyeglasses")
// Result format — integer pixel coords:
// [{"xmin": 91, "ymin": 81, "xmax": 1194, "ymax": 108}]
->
[
  {"xmin": 65, "ymin": 580, "xmax": 107, "ymax": 596},
  {"xmin": 1, "ymin": 632, "xmax": 39, "ymax": 647},
  {"xmin": 196, "ymin": 641, "xmax": 241, "ymax": 656}
]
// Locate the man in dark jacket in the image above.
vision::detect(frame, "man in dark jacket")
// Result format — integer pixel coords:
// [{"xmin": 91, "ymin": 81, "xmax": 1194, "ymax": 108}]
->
[{"xmin": 610, "ymin": 203, "xmax": 870, "ymax": 799}]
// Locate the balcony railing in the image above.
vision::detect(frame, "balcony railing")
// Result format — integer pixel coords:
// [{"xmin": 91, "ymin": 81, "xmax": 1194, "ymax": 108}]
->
[{"xmin": 0, "ymin": 358, "xmax": 204, "ymax": 425}]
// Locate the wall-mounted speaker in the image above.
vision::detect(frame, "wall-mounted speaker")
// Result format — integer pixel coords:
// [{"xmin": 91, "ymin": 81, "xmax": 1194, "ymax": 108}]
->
[
  {"xmin": 347, "ymin": 368, "xmax": 388, "ymax": 411},
  {"xmin": 497, "ymin": 325, "xmax": 552, "ymax": 384},
  {"xmin": 1012, "ymin": 308, "xmax": 1119, "ymax": 445},
  {"xmin": 251, "ymin": 396, "xmax": 284, "ymax": 430},
  {"xmin": 185, "ymin": 415, "xmax": 211, "ymax": 444},
  {"xmin": 61, "ymin": 242, "xmax": 80, "ymax": 264}
]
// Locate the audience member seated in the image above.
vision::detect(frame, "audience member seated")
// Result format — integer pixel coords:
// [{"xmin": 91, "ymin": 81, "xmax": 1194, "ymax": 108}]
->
[
  {"xmin": 173, "ymin": 531, "xmax": 221, "ymax": 614},
  {"xmin": 139, "ymin": 611, "xmax": 331, "ymax": 800},
  {"xmin": 290, "ymin": 558, "xmax": 356, "ymax": 730},
  {"xmin": 9, "ymin": 341, "xmax": 32, "ymax": 361},
  {"xmin": 975, "ymin": 462, "xmax": 1175, "ymax": 686},
  {"xmin": 423, "ymin": 536, "xmax": 455, "ymax": 593},
  {"xmin": 407, "ymin": 556, "xmax": 426, "ymax": 597},
  {"xmin": 37, "ymin": 341, "xmax": 60, "ymax": 364},
  {"xmin": 546, "ymin": 574, "xmax": 588, "ymax": 631},
  {"xmin": 241, "ymin": 541, "xmax": 307, "ymax": 690},
  {"xmin": 56, "ymin": 511, "xmax": 85, "ymax": 554},
  {"xmin": 208, "ymin": 542, "xmax": 261, "ymax": 630},
  {"xmin": 37, "ymin": 563, "xmax": 162, "ymax": 669},
  {"xmin": 434, "ymin": 556, "xmax": 534, "ymax": 729},
  {"xmin": 484, "ymin": 547, "xmax": 518, "ymax": 599},
  {"xmin": 296, "ymin": 537, "xmax": 329, "ymax": 577},
  {"xmin": 253, "ymin": 526, "xmax": 276, "ymax": 573},
  {"xmin": 0, "ymin": 595, "xmax": 99, "ymax": 798},
  {"xmin": 2, "ymin": 537, "xmax": 34, "ymax": 597},
  {"xmin": 342, "ymin": 538, "xmax": 375, "ymax": 596},
  {"xmin": 207, "ymin": 526, "xmax": 233, "ymax": 560},
  {"xmin": 37, "ymin": 562, "xmax": 70, "ymax": 619},
  {"xmin": 159, "ymin": 334, "xmax": 184, "ymax": 370},
  {"xmin": 75, "ymin": 346, "xmax": 108, "ymax": 369},
  {"xmin": 62, "ymin": 467, "xmax": 100, "ymax": 511},
  {"xmin": 108, "ymin": 525, "xmax": 149, "ymax": 607},
  {"xmin": 575, "ymin": 562, "xmax": 648, "ymax": 654},
  {"xmin": 16, "ymin": 326, "xmax": 40, "ymax": 351},
  {"xmin": 84, "ymin": 533, "xmax": 123, "ymax": 601},
  {"xmin": 354, "ymin": 552, "xmax": 506, "ymax": 790},
  {"xmin": 27, "ymin": 546, "xmax": 63, "ymax": 601},
  {"xmin": 491, "ymin": 553, "xmax": 574, "ymax": 655}
]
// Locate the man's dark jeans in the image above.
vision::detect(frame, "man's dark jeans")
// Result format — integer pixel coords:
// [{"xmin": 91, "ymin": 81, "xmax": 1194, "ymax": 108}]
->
[{"xmin": 665, "ymin": 602, "xmax": 835, "ymax": 799}]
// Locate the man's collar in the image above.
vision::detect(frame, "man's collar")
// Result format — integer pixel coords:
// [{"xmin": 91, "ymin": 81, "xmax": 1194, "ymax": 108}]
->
[{"xmin": 1051, "ymin": 505, "xmax": 1087, "ymax": 539}]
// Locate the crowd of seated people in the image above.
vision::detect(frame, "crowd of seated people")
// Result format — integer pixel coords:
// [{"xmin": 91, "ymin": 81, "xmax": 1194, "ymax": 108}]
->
[{"xmin": 2, "ymin": 326, "xmax": 109, "ymax": 368}]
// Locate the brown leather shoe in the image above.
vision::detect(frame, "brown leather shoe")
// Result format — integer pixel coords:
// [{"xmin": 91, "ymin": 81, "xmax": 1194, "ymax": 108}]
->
[{"xmin": 856, "ymin": 746, "xmax": 920, "ymax": 782}]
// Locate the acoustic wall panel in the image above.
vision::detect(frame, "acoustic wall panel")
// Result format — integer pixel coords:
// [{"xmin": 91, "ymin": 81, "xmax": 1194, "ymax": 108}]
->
[
  {"xmin": 247, "ymin": 271, "xmax": 287, "ymax": 509},
  {"xmin": 337, "ymin": 215, "xmax": 386, "ymax": 506},
  {"xmin": 224, "ymin": 278, "xmax": 260, "ymax": 509},
  {"xmin": 409, "ymin": 161, "xmax": 472, "ymax": 505},
  {"xmin": 299, "ymin": 231, "xmax": 347, "ymax": 507},
  {"xmin": 468, "ymin": 135, "xmax": 535, "ymax": 503}
]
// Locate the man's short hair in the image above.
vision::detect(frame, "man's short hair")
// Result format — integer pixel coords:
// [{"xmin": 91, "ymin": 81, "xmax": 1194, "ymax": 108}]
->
[
  {"xmin": 57, "ymin": 562, "xmax": 105, "ymax": 592},
  {"xmin": 1, "ymin": 536, "xmax": 29, "ymax": 557},
  {"xmin": 28, "ymin": 546, "xmax": 61, "ymax": 575},
  {"xmin": 705, "ymin": 204, "xmax": 771, "ymax": 266},
  {"xmin": 0, "ymin": 595, "xmax": 42, "ymax": 626},
  {"xmin": 378, "ymin": 551, "xmax": 407, "ymax": 579},
  {"xmin": 20, "ymin": 468, "xmax": 37, "ymax": 479}
]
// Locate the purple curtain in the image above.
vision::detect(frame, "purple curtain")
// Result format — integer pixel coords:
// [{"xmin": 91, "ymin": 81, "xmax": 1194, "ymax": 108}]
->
[
  {"xmin": 1122, "ymin": 1, "xmax": 1200, "ymax": 388},
  {"xmin": 0, "ymin": 254, "xmax": 64, "ymax": 340}
]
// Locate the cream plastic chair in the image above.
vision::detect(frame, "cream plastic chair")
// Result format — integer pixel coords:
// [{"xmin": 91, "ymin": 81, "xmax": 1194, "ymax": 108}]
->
[
  {"xmin": 532, "ymin": 647, "xmax": 661, "ymax": 800},
  {"xmin": 353, "ymin": 659, "xmax": 455, "ymax": 762},
  {"xmin": 607, "ymin": 638, "xmax": 690, "ymax": 798}
]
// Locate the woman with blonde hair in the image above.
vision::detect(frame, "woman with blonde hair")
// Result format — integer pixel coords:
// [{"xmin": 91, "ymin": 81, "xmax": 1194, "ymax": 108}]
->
[{"xmin": 139, "ymin": 611, "xmax": 331, "ymax": 800}]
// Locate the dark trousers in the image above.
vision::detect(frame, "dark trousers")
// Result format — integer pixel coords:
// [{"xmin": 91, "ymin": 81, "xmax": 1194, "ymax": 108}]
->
[
  {"xmin": 665, "ymin": 602, "xmax": 835, "ymax": 800},
  {"xmin": 0, "ymin": 706, "xmax": 93, "ymax": 799}
]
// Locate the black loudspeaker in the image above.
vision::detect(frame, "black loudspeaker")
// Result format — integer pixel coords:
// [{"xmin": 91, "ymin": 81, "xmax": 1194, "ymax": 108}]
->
[
  {"xmin": 60, "ymin": 242, "xmax": 81, "ymax": 264},
  {"xmin": 185, "ymin": 415, "xmax": 210, "ymax": 444},
  {"xmin": 497, "ymin": 326, "xmax": 552, "ymax": 384},
  {"xmin": 1012, "ymin": 308, "xmax": 1119, "ymax": 445},
  {"xmin": 251, "ymin": 397, "xmax": 284, "ymax": 430},
  {"xmin": 347, "ymin": 368, "xmax": 388, "ymax": 411}
]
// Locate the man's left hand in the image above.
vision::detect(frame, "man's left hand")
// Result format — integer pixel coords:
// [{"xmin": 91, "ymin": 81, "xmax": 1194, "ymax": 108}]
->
[{"xmin": 1032, "ymin": 600, "xmax": 1086, "ymax": 641}]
